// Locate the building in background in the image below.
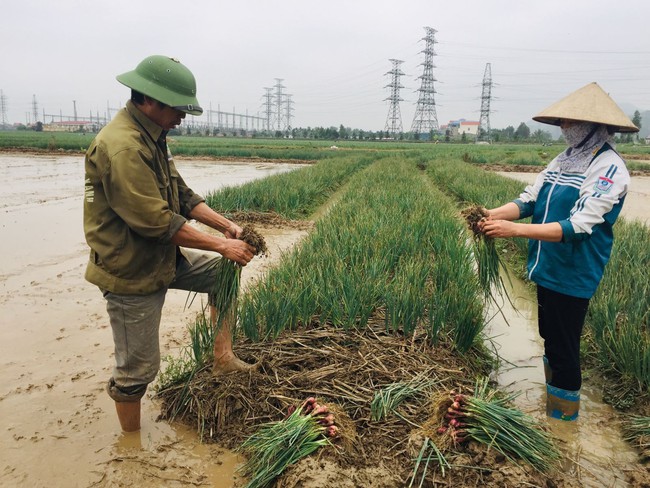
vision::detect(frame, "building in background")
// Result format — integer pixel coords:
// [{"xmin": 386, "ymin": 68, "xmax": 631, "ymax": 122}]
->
[
  {"xmin": 459, "ymin": 120, "xmax": 479, "ymax": 137},
  {"xmin": 44, "ymin": 120, "xmax": 97, "ymax": 133},
  {"xmin": 439, "ymin": 119, "xmax": 479, "ymax": 139}
]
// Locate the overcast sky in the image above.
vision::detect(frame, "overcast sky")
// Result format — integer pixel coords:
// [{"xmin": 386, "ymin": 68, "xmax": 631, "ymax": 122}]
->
[{"xmin": 2, "ymin": 0, "xmax": 649, "ymax": 131}]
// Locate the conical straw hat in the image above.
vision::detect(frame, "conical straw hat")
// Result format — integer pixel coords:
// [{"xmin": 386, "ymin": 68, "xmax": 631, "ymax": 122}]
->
[{"xmin": 533, "ymin": 82, "xmax": 639, "ymax": 133}]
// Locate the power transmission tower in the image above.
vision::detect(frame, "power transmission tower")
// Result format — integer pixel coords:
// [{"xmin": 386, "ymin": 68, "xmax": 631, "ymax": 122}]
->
[
  {"xmin": 411, "ymin": 27, "xmax": 439, "ymax": 136},
  {"xmin": 285, "ymin": 94, "xmax": 294, "ymax": 133},
  {"xmin": 0, "ymin": 90, "xmax": 7, "ymax": 127},
  {"xmin": 274, "ymin": 78, "xmax": 285, "ymax": 132},
  {"xmin": 32, "ymin": 95, "xmax": 39, "ymax": 125},
  {"xmin": 477, "ymin": 63, "xmax": 493, "ymax": 142},
  {"xmin": 262, "ymin": 87, "xmax": 274, "ymax": 131},
  {"xmin": 384, "ymin": 59, "xmax": 404, "ymax": 136}
]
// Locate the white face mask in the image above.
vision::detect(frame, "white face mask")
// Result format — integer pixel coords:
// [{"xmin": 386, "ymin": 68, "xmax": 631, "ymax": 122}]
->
[{"xmin": 561, "ymin": 122, "xmax": 596, "ymax": 148}]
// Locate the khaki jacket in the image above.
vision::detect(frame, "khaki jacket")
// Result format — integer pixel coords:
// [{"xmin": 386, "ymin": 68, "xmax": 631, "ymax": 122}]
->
[{"xmin": 83, "ymin": 101, "xmax": 204, "ymax": 294}]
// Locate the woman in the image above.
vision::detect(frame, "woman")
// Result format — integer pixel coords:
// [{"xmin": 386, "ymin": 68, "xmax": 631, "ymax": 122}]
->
[{"xmin": 481, "ymin": 82, "xmax": 639, "ymax": 421}]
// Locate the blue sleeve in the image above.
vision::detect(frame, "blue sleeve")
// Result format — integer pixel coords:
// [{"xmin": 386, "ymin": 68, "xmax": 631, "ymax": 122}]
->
[
  {"xmin": 514, "ymin": 198, "xmax": 535, "ymax": 219},
  {"xmin": 559, "ymin": 219, "xmax": 589, "ymax": 243}
]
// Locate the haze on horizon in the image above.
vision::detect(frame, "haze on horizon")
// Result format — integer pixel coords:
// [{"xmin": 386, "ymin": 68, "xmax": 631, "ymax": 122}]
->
[{"xmin": 2, "ymin": 0, "xmax": 649, "ymax": 131}]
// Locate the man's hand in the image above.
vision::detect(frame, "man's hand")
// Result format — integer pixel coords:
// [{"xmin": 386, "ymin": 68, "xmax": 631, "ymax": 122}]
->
[
  {"xmin": 188, "ymin": 203, "xmax": 243, "ymax": 238},
  {"xmin": 219, "ymin": 239, "xmax": 255, "ymax": 266},
  {"xmin": 171, "ymin": 222, "xmax": 255, "ymax": 264},
  {"xmin": 224, "ymin": 222, "xmax": 243, "ymax": 240}
]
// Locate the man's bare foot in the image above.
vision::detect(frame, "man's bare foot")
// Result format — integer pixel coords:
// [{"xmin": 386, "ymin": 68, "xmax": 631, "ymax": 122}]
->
[{"xmin": 213, "ymin": 354, "xmax": 257, "ymax": 375}]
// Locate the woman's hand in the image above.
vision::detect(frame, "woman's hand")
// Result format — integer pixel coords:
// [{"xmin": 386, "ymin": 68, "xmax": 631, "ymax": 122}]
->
[
  {"xmin": 481, "ymin": 219, "xmax": 520, "ymax": 238},
  {"xmin": 481, "ymin": 220, "xmax": 563, "ymax": 242}
]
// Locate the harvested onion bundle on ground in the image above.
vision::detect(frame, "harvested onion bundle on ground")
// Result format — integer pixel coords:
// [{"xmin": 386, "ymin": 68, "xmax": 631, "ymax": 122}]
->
[
  {"xmin": 238, "ymin": 397, "xmax": 339, "ymax": 488},
  {"xmin": 286, "ymin": 397, "xmax": 340, "ymax": 438},
  {"xmin": 460, "ymin": 204, "xmax": 508, "ymax": 301},
  {"xmin": 622, "ymin": 415, "xmax": 650, "ymax": 461},
  {"xmin": 435, "ymin": 379, "xmax": 561, "ymax": 472},
  {"xmin": 370, "ymin": 374, "xmax": 438, "ymax": 421}
]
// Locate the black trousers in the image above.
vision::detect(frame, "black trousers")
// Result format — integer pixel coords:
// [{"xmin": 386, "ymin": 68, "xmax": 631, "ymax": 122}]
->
[{"xmin": 537, "ymin": 285, "xmax": 590, "ymax": 391}]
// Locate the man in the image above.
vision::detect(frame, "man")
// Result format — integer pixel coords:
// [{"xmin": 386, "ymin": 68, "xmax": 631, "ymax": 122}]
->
[
  {"xmin": 84, "ymin": 55, "xmax": 255, "ymax": 432},
  {"xmin": 480, "ymin": 82, "xmax": 638, "ymax": 421}
]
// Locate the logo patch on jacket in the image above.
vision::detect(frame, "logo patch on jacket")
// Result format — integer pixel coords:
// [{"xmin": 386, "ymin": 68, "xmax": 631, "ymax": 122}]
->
[
  {"xmin": 84, "ymin": 178, "xmax": 94, "ymax": 202},
  {"xmin": 594, "ymin": 176, "xmax": 613, "ymax": 193}
]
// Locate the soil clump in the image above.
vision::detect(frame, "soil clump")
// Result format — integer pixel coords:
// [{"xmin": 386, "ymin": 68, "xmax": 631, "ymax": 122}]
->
[
  {"xmin": 240, "ymin": 224, "xmax": 269, "ymax": 257},
  {"xmin": 231, "ymin": 211, "xmax": 314, "ymax": 230}
]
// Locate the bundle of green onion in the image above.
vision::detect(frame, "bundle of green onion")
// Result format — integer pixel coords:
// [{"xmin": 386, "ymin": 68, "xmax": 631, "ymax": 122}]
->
[
  {"xmin": 237, "ymin": 407, "xmax": 330, "ymax": 488},
  {"xmin": 209, "ymin": 225, "xmax": 268, "ymax": 331},
  {"xmin": 460, "ymin": 205, "xmax": 507, "ymax": 301},
  {"xmin": 441, "ymin": 378, "xmax": 561, "ymax": 472},
  {"xmin": 371, "ymin": 374, "xmax": 438, "ymax": 421},
  {"xmin": 622, "ymin": 415, "xmax": 650, "ymax": 459}
]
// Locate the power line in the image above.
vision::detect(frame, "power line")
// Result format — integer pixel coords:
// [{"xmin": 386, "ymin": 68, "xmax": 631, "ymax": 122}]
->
[{"xmin": 438, "ymin": 40, "xmax": 650, "ymax": 55}]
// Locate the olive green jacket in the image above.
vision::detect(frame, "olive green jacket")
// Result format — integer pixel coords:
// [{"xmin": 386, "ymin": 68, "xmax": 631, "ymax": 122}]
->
[{"xmin": 83, "ymin": 100, "xmax": 204, "ymax": 294}]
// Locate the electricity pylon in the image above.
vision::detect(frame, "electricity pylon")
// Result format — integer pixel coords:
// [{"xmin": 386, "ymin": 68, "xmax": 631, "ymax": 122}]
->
[
  {"xmin": 262, "ymin": 87, "xmax": 274, "ymax": 131},
  {"xmin": 0, "ymin": 90, "xmax": 8, "ymax": 127},
  {"xmin": 411, "ymin": 27, "xmax": 439, "ymax": 136},
  {"xmin": 274, "ymin": 78, "xmax": 285, "ymax": 131},
  {"xmin": 477, "ymin": 63, "xmax": 493, "ymax": 142},
  {"xmin": 384, "ymin": 59, "xmax": 404, "ymax": 136}
]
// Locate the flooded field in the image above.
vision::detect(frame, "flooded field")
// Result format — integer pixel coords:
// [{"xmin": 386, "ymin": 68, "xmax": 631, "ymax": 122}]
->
[
  {"xmin": 487, "ymin": 275, "xmax": 640, "ymax": 487},
  {"xmin": 0, "ymin": 153, "xmax": 647, "ymax": 487},
  {"xmin": 0, "ymin": 153, "xmax": 307, "ymax": 487}
]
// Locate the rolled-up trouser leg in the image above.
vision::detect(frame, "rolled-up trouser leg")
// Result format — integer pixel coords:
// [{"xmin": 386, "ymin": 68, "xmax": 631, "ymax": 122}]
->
[{"xmin": 104, "ymin": 288, "xmax": 166, "ymax": 402}]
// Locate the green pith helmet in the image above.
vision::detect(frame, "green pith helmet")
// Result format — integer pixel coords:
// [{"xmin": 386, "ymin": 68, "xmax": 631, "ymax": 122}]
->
[{"xmin": 116, "ymin": 55, "xmax": 203, "ymax": 115}]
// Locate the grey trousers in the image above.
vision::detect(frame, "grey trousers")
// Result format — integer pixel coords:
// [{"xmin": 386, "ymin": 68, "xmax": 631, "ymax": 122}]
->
[{"xmin": 105, "ymin": 249, "xmax": 222, "ymax": 402}]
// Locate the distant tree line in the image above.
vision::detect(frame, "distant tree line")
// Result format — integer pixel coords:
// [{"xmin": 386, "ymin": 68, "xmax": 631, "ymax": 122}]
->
[
  {"xmin": 281, "ymin": 123, "xmax": 558, "ymax": 143},
  {"xmin": 282, "ymin": 113, "xmax": 644, "ymax": 144},
  {"xmin": 34, "ymin": 109, "xmax": 639, "ymax": 143}
]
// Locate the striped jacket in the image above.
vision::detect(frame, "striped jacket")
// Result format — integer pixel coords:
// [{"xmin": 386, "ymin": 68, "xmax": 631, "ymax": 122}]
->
[{"xmin": 513, "ymin": 143, "xmax": 629, "ymax": 299}]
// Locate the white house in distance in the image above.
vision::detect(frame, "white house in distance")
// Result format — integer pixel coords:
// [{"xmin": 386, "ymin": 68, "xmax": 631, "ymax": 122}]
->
[
  {"xmin": 459, "ymin": 120, "xmax": 479, "ymax": 136},
  {"xmin": 439, "ymin": 119, "xmax": 480, "ymax": 138},
  {"xmin": 44, "ymin": 120, "xmax": 97, "ymax": 133}
]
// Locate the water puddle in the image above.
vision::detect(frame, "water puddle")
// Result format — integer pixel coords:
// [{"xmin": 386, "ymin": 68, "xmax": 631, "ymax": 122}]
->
[{"xmin": 486, "ymin": 270, "xmax": 639, "ymax": 487}]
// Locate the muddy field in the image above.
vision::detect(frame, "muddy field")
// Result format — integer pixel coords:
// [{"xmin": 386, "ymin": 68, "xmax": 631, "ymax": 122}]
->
[
  {"xmin": 1, "ymin": 153, "xmax": 648, "ymax": 487},
  {"xmin": 0, "ymin": 154, "xmax": 306, "ymax": 487}
]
